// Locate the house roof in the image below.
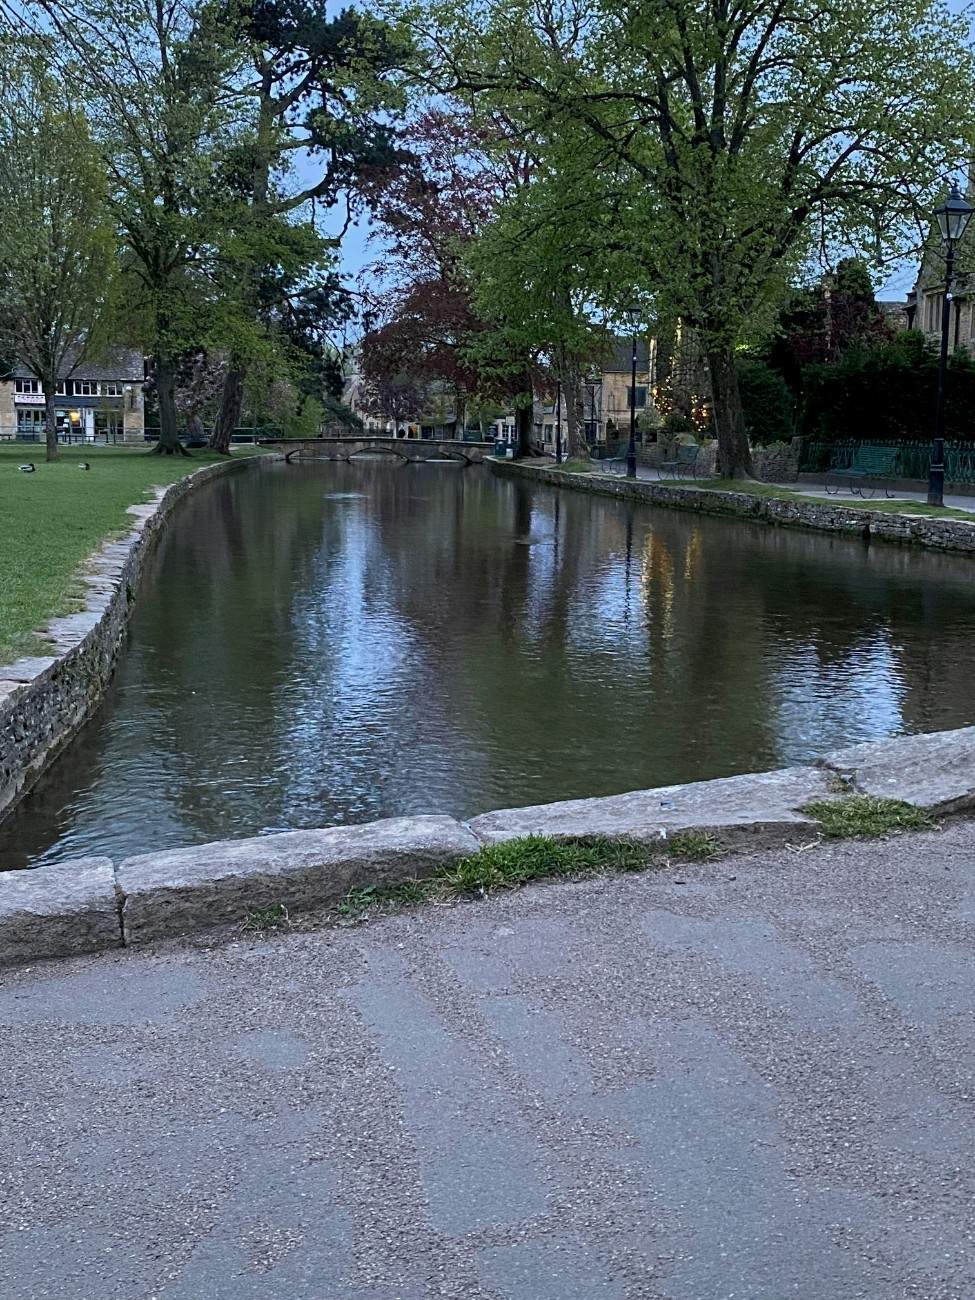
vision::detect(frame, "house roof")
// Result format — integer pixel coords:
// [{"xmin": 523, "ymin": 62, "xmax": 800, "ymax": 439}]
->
[
  {"xmin": 606, "ymin": 336, "xmax": 651, "ymax": 371},
  {"xmin": 10, "ymin": 347, "xmax": 145, "ymax": 383}
]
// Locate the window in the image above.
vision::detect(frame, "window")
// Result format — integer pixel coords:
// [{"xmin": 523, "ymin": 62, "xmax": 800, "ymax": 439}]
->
[
  {"xmin": 73, "ymin": 379, "xmax": 96, "ymax": 396},
  {"xmin": 94, "ymin": 409, "xmax": 122, "ymax": 438},
  {"xmin": 16, "ymin": 408, "xmax": 43, "ymax": 434},
  {"xmin": 627, "ymin": 385, "xmax": 648, "ymax": 409},
  {"xmin": 926, "ymin": 293, "xmax": 944, "ymax": 332},
  {"xmin": 101, "ymin": 382, "xmax": 123, "ymax": 397},
  {"xmin": 15, "ymin": 377, "xmax": 40, "ymax": 394},
  {"xmin": 56, "ymin": 382, "xmax": 66, "ymax": 395}
]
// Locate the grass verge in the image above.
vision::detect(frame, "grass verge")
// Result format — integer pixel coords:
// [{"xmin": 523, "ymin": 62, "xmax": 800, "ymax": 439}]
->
[
  {"xmin": 335, "ymin": 832, "xmax": 721, "ymax": 922},
  {"xmin": 0, "ymin": 444, "xmax": 262, "ymax": 663},
  {"xmin": 803, "ymin": 795, "xmax": 934, "ymax": 838},
  {"xmin": 659, "ymin": 477, "xmax": 974, "ymax": 520}
]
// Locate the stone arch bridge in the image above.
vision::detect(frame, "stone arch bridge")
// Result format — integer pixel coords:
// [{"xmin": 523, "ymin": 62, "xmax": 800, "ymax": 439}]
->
[{"xmin": 267, "ymin": 437, "xmax": 494, "ymax": 467}]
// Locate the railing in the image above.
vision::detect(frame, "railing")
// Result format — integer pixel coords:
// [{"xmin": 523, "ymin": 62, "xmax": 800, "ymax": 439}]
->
[{"xmin": 799, "ymin": 438, "xmax": 975, "ymax": 486}]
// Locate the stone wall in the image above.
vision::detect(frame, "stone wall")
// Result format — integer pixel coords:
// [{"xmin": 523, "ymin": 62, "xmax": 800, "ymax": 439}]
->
[
  {"xmin": 635, "ymin": 436, "xmax": 799, "ymax": 482},
  {"xmin": 0, "ymin": 455, "xmax": 277, "ymax": 826},
  {"xmin": 493, "ymin": 457, "xmax": 975, "ymax": 552}
]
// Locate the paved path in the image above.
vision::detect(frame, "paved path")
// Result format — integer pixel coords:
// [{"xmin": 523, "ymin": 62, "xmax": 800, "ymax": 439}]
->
[
  {"xmin": 562, "ymin": 457, "xmax": 975, "ymax": 512},
  {"xmin": 3, "ymin": 823, "xmax": 975, "ymax": 1299}
]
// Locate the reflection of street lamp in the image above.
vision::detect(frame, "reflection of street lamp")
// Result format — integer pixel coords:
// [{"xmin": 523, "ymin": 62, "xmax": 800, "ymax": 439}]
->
[
  {"xmin": 625, "ymin": 305, "xmax": 640, "ymax": 479},
  {"xmin": 928, "ymin": 182, "xmax": 974, "ymax": 506}
]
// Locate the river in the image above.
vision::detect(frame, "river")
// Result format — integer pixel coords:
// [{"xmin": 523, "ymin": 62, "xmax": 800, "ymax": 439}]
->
[{"xmin": 2, "ymin": 457, "xmax": 974, "ymax": 868}]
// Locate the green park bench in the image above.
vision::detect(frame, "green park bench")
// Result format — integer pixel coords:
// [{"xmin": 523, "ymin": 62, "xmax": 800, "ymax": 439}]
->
[
  {"xmin": 824, "ymin": 446, "xmax": 898, "ymax": 499},
  {"xmin": 659, "ymin": 443, "xmax": 702, "ymax": 481}
]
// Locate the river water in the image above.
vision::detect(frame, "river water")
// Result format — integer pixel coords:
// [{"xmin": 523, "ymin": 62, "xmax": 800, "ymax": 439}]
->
[{"xmin": 3, "ymin": 458, "xmax": 974, "ymax": 869}]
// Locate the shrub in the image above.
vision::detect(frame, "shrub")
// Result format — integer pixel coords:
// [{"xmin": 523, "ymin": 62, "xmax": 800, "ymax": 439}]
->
[{"xmin": 736, "ymin": 357, "xmax": 796, "ymax": 445}]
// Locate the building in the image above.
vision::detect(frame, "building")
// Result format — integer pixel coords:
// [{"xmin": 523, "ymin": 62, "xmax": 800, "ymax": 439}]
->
[
  {"xmin": 534, "ymin": 338, "xmax": 656, "ymax": 452},
  {"xmin": 906, "ymin": 188, "xmax": 975, "ymax": 354},
  {"xmin": 0, "ymin": 349, "xmax": 146, "ymax": 443}
]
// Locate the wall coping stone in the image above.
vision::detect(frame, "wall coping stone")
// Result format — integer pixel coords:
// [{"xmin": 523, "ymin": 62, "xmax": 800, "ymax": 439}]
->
[
  {"xmin": 487, "ymin": 457, "xmax": 975, "ymax": 553},
  {"xmin": 0, "ymin": 857, "xmax": 118, "ymax": 963}
]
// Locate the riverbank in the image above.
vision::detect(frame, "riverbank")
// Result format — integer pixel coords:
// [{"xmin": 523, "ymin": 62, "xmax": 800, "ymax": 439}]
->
[
  {"xmin": 0, "ymin": 444, "xmax": 265, "ymax": 663},
  {"xmin": 3, "ymin": 722, "xmax": 975, "ymax": 965},
  {"xmin": 491, "ymin": 457, "xmax": 975, "ymax": 551},
  {"xmin": 0, "ymin": 449, "xmax": 276, "ymax": 828}
]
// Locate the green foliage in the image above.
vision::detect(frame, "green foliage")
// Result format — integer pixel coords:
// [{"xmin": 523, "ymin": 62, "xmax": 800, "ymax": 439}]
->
[
  {"xmin": 803, "ymin": 796, "xmax": 934, "ymax": 838},
  {"xmin": 665, "ymin": 830, "xmax": 720, "ymax": 861},
  {"xmin": 336, "ymin": 835, "xmax": 657, "ymax": 918},
  {"xmin": 241, "ymin": 902, "xmax": 290, "ymax": 931},
  {"xmin": 736, "ymin": 358, "xmax": 795, "ymax": 445},
  {"xmin": 802, "ymin": 332, "xmax": 975, "ymax": 442}
]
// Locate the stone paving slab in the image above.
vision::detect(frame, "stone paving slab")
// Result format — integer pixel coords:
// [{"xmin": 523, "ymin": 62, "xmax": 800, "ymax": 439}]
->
[
  {"xmin": 468, "ymin": 763, "xmax": 833, "ymax": 844},
  {"xmin": 117, "ymin": 814, "xmax": 481, "ymax": 945},
  {"xmin": 4, "ymin": 821, "xmax": 975, "ymax": 1298},
  {"xmin": 0, "ymin": 857, "xmax": 118, "ymax": 965},
  {"xmin": 824, "ymin": 725, "xmax": 975, "ymax": 812}
]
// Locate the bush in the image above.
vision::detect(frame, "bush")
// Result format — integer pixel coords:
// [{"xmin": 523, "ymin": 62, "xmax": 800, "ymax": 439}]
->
[
  {"xmin": 801, "ymin": 332, "xmax": 975, "ymax": 442},
  {"xmin": 736, "ymin": 357, "xmax": 795, "ymax": 445}
]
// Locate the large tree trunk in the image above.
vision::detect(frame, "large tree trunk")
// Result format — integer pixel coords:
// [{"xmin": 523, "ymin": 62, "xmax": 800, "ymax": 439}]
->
[
  {"xmin": 706, "ymin": 344, "xmax": 752, "ymax": 478},
  {"xmin": 562, "ymin": 365, "xmax": 586, "ymax": 459},
  {"xmin": 153, "ymin": 353, "xmax": 188, "ymax": 455},
  {"xmin": 44, "ymin": 385, "xmax": 58, "ymax": 463},
  {"xmin": 514, "ymin": 372, "xmax": 534, "ymax": 457},
  {"xmin": 210, "ymin": 364, "xmax": 244, "ymax": 453}
]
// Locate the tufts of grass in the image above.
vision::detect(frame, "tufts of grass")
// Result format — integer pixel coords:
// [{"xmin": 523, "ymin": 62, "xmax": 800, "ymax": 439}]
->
[
  {"xmin": 803, "ymin": 795, "xmax": 933, "ymax": 839},
  {"xmin": 241, "ymin": 901, "xmax": 290, "ymax": 931},
  {"xmin": 555, "ymin": 458, "xmax": 595, "ymax": 475},
  {"xmin": 336, "ymin": 834, "xmax": 657, "ymax": 920},
  {"xmin": 665, "ymin": 829, "xmax": 720, "ymax": 861}
]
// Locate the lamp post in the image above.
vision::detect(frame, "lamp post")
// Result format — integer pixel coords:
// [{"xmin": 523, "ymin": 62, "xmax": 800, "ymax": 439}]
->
[
  {"xmin": 625, "ymin": 305, "xmax": 640, "ymax": 479},
  {"xmin": 928, "ymin": 182, "xmax": 974, "ymax": 506}
]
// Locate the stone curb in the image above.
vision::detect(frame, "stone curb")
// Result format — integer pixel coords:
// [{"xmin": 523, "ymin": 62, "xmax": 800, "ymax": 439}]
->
[
  {"xmin": 0, "ymin": 454, "xmax": 280, "ymax": 825},
  {"xmin": 3, "ymin": 725, "xmax": 975, "ymax": 967},
  {"xmin": 487, "ymin": 458, "xmax": 975, "ymax": 553}
]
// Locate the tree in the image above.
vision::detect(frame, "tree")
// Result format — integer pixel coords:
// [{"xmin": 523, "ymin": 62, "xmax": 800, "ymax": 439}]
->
[
  {"xmin": 0, "ymin": 42, "xmax": 117, "ymax": 462},
  {"xmin": 428, "ymin": 0, "xmax": 975, "ymax": 475},
  {"xmin": 205, "ymin": 1, "xmax": 410, "ymax": 452},
  {"xmin": 32, "ymin": 0, "xmax": 245, "ymax": 453}
]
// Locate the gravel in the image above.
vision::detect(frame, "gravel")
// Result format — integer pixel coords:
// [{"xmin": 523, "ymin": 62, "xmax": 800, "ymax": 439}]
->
[{"xmin": 2, "ymin": 820, "xmax": 975, "ymax": 1299}]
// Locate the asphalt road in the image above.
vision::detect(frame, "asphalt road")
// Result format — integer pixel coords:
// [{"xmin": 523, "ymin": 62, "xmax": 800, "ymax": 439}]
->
[{"xmin": 3, "ymin": 821, "xmax": 975, "ymax": 1299}]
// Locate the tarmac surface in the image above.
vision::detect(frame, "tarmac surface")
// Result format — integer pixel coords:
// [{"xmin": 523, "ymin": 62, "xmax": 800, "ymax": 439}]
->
[{"xmin": 3, "ymin": 820, "xmax": 975, "ymax": 1299}]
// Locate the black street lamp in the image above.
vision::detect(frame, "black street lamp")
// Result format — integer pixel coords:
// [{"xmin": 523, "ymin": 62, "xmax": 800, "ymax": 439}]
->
[
  {"xmin": 625, "ymin": 305, "xmax": 640, "ymax": 479},
  {"xmin": 928, "ymin": 181, "xmax": 974, "ymax": 506}
]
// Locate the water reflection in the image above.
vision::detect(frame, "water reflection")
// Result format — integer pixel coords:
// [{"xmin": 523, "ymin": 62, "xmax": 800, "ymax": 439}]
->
[{"xmin": 2, "ymin": 459, "xmax": 973, "ymax": 868}]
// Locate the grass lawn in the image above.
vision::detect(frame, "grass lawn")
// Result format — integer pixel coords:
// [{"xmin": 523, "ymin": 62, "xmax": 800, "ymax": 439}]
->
[
  {"xmin": 658, "ymin": 477, "xmax": 975, "ymax": 521},
  {"xmin": 0, "ymin": 443, "xmax": 263, "ymax": 664}
]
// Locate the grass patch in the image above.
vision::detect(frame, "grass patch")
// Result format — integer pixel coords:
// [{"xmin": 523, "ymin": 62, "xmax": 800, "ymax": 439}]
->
[
  {"xmin": 241, "ymin": 901, "xmax": 291, "ymax": 931},
  {"xmin": 0, "ymin": 443, "xmax": 263, "ymax": 663},
  {"xmin": 658, "ymin": 477, "xmax": 974, "ymax": 520},
  {"xmin": 665, "ymin": 829, "xmax": 720, "ymax": 861},
  {"xmin": 803, "ymin": 795, "xmax": 933, "ymax": 839},
  {"xmin": 554, "ymin": 458, "xmax": 595, "ymax": 474},
  {"xmin": 337, "ymin": 834, "xmax": 658, "ymax": 919}
]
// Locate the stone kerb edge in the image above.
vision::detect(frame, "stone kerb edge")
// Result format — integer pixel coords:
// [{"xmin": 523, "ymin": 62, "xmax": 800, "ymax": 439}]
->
[
  {"xmin": 487, "ymin": 457, "xmax": 975, "ymax": 552},
  {"xmin": 4, "ymin": 724, "xmax": 975, "ymax": 967},
  {"xmin": 0, "ymin": 454, "xmax": 280, "ymax": 826}
]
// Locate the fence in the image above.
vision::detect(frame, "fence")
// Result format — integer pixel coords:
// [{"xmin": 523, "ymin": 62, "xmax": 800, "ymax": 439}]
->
[{"xmin": 799, "ymin": 438, "xmax": 975, "ymax": 486}]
